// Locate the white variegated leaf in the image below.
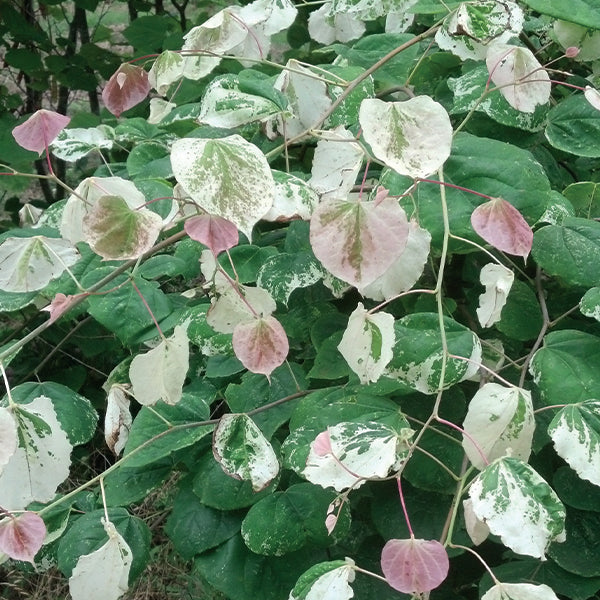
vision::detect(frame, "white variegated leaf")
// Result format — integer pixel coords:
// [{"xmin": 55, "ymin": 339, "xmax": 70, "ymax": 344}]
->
[
  {"xmin": 129, "ymin": 325, "xmax": 189, "ymax": 406},
  {"xmin": 548, "ymin": 400, "xmax": 600, "ymax": 487},
  {"xmin": 359, "ymin": 96, "xmax": 452, "ymax": 179},
  {"xmin": 289, "ymin": 559, "xmax": 356, "ymax": 600},
  {"xmin": 462, "ymin": 383, "xmax": 534, "ymax": 470},
  {"xmin": 476, "ymin": 263, "xmax": 514, "ymax": 328},
  {"xmin": 0, "ymin": 396, "xmax": 72, "ymax": 510},
  {"xmin": 338, "ymin": 303, "xmax": 395, "ymax": 384},
  {"xmin": 264, "ymin": 171, "xmax": 319, "ymax": 221},
  {"xmin": 303, "ymin": 421, "xmax": 413, "ymax": 492},
  {"xmin": 170, "ymin": 135, "xmax": 274, "ymax": 240},
  {"xmin": 50, "ymin": 126, "xmax": 114, "ymax": 162},
  {"xmin": 0, "ymin": 408, "xmax": 17, "ymax": 473},
  {"xmin": 69, "ymin": 518, "xmax": 131, "ymax": 600},
  {"xmin": 213, "ymin": 413, "xmax": 279, "ymax": 491},
  {"xmin": 482, "ymin": 582, "xmax": 560, "ymax": 600},
  {"xmin": 469, "ymin": 457, "xmax": 566, "ymax": 559},
  {"xmin": 308, "ymin": 2, "xmax": 365, "ymax": 44},
  {"xmin": 207, "ymin": 285, "xmax": 276, "ymax": 333}
]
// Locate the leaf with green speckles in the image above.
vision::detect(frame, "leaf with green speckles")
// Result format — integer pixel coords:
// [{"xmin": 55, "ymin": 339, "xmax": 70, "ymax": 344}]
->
[
  {"xmin": 213, "ymin": 413, "xmax": 279, "ymax": 492},
  {"xmin": 548, "ymin": 400, "xmax": 600, "ymax": 487},
  {"xmin": 359, "ymin": 96, "xmax": 453, "ymax": 178},
  {"xmin": 469, "ymin": 457, "xmax": 566, "ymax": 559},
  {"xmin": 170, "ymin": 135, "xmax": 274, "ymax": 240},
  {"xmin": 462, "ymin": 383, "xmax": 535, "ymax": 470}
]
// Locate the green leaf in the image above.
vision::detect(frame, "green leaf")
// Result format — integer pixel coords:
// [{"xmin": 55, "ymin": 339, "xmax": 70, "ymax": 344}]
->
[
  {"xmin": 325, "ymin": 65, "xmax": 374, "ymax": 128},
  {"xmin": 495, "ymin": 278, "xmax": 544, "ymax": 341},
  {"xmin": 213, "ymin": 414, "xmax": 279, "ymax": 492},
  {"xmin": 329, "ymin": 33, "xmax": 419, "ymax": 86},
  {"xmin": 545, "ymin": 95, "xmax": 600, "ymax": 157},
  {"xmin": 57, "ymin": 508, "xmax": 150, "ymax": 583},
  {"xmin": 170, "ymin": 135, "xmax": 275, "ymax": 240},
  {"xmin": 580, "ymin": 287, "xmax": 600, "ymax": 321},
  {"xmin": 0, "ymin": 290, "xmax": 37, "ymax": 312},
  {"xmin": 553, "ymin": 466, "xmax": 600, "ymax": 512},
  {"xmin": 562, "ymin": 181, "xmax": 600, "ymax": 219},
  {"xmin": 256, "ymin": 253, "xmax": 322, "ymax": 305},
  {"xmin": 5, "ymin": 381, "xmax": 97, "ymax": 445},
  {"xmin": 192, "ymin": 449, "xmax": 278, "ymax": 510},
  {"xmin": 126, "ymin": 142, "xmax": 172, "ymax": 179},
  {"xmin": 308, "ymin": 332, "xmax": 351, "ymax": 380},
  {"xmin": 395, "ymin": 133, "xmax": 552, "ymax": 252},
  {"xmin": 548, "ymin": 400, "xmax": 600, "ymax": 486},
  {"xmin": 218, "ymin": 245, "xmax": 279, "ymax": 284},
  {"xmin": 122, "ymin": 389, "xmax": 214, "ymax": 468},
  {"xmin": 549, "ymin": 508, "xmax": 600, "ymax": 576},
  {"xmin": 193, "ymin": 534, "xmax": 326, "ymax": 600},
  {"xmin": 164, "ymin": 478, "xmax": 242, "ymax": 559},
  {"xmin": 530, "ymin": 330, "xmax": 600, "ymax": 405},
  {"xmin": 241, "ymin": 483, "xmax": 351, "ymax": 556},
  {"xmin": 537, "ymin": 218, "xmax": 600, "ymax": 287},
  {"xmin": 104, "ymin": 458, "xmax": 173, "ymax": 506},
  {"xmin": 386, "ymin": 313, "xmax": 481, "ymax": 394},
  {"xmin": 519, "ymin": 0, "xmax": 600, "ymax": 29},
  {"xmin": 83, "ymin": 271, "xmax": 173, "ymax": 345},
  {"xmin": 469, "ymin": 457, "xmax": 566, "ymax": 559}
]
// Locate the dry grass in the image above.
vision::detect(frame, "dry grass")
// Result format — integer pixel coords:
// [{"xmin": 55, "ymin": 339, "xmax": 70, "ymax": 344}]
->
[{"xmin": 0, "ymin": 476, "xmax": 226, "ymax": 600}]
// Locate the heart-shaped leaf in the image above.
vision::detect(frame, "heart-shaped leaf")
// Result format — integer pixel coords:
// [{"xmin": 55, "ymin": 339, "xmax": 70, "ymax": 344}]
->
[
  {"xmin": 0, "ymin": 236, "xmax": 80, "ymax": 293},
  {"xmin": 184, "ymin": 214, "xmax": 239, "ymax": 255},
  {"xmin": 337, "ymin": 303, "xmax": 395, "ymax": 384},
  {"xmin": 290, "ymin": 559, "xmax": 356, "ymax": 600},
  {"xmin": 129, "ymin": 325, "xmax": 189, "ymax": 406},
  {"xmin": 102, "ymin": 63, "xmax": 151, "ymax": 118},
  {"xmin": 381, "ymin": 537, "xmax": 449, "ymax": 594},
  {"xmin": 82, "ymin": 195, "xmax": 163, "ymax": 260},
  {"xmin": 310, "ymin": 196, "xmax": 408, "ymax": 288},
  {"xmin": 462, "ymin": 383, "xmax": 535, "ymax": 470},
  {"xmin": 486, "ymin": 43, "xmax": 551, "ymax": 113},
  {"xmin": 0, "ymin": 511, "xmax": 46, "ymax": 564},
  {"xmin": 171, "ymin": 135, "xmax": 274, "ymax": 240},
  {"xmin": 482, "ymin": 582, "xmax": 560, "ymax": 600},
  {"xmin": 548, "ymin": 400, "xmax": 600, "ymax": 487},
  {"xmin": 232, "ymin": 316, "xmax": 289, "ymax": 377},
  {"xmin": 471, "ymin": 197, "xmax": 533, "ymax": 258},
  {"xmin": 359, "ymin": 96, "xmax": 453, "ymax": 178},
  {"xmin": 213, "ymin": 413, "xmax": 279, "ymax": 491},
  {"xmin": 12, "ymin": 109, "xmax": 71, "ymax": 155}
]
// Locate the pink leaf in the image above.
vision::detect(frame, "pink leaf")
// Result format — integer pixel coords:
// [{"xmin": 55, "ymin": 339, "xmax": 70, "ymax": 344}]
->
[
  {"xmin": 42, "ymin": 292, "xmax": 87, "ymax": 324},
  {"xmin": 381, "ymin": 537, "xmax": 449, "ymax": 594},
  {"xmin": 12, "ymin": 109, "xmax": 70, "ymax": 155},
  {"xmin": 184, "ymin": 214, "xmax": 239, "ymax": 255},
  {"xmin": 102, "ymin": 63, "xmax": 151, "ymax": 118},
  {"xmin": 310, "ymin": 196, "xmax": 409, "ymax": 288},
  {"xmin": 312, "ymin": 431, "xmax": 333, "ymax": 456},
  {"xmin": 471, "ymin": 198, "xmax": 533, "ymax": 258},
  {"xmin": 325, "ymin": 513, "xmax": 338, "ymax": 535},
  {"xmin": 0, "ymin": 512, "xmax": 46, "ymax": 564},
  {"xmin": 232, "ymin": 316, "xmax": 289, "ymax": 377}
]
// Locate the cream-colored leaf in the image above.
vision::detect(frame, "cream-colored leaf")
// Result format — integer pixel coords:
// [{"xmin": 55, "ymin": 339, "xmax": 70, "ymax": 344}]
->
[
  {"xmin": 0, "ymin": 236, "xmax": 80, "ymax": 293},
  {"xmin": 207, "ymin": 285, "xmax": 276, "ymax": 334},
  {"xmin": 482, "ymin": 582, "xmax": 560, "ymax": 600},
  {"xmin": 338, "ymin": 303, "xmax": 395, "ymax": 384},
  {"xmin": 360, "ymin": 220, "xmax": 431, "ymax": 301},
  {"xmin": 104, "ymin": 385, "xmax": 132, "ymax": 456},
  {"xmin": 129, "ymin": 325, "xmax": 189, "ymax": 406},
  {"xmin": 0, "ymin": 407, "xmax": 17, "ymax": 473},
  {"xmin": 69, "ymin": 519, "xmax": 132, "ymax": 600},
  {"xmin": 0, "ymin": 396, "xmax": 72, "ymax": 510},
  {"xmin": 463, "ymin": 499, "xmax": 490, "ymax": 546},
  {"xmin": 359, "ymin": 97, "xmax": 452, "ymax": 179},
  {"xmin": 476, "ymin": 263, "xmax": 514, "ymax": 328},
  {"xmin": 486, "ymin": 43, "xmax": 551, "ymax": 113}
]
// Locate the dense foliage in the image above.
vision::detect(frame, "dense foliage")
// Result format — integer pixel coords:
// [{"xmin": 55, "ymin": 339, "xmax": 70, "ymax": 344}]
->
[{"xmin": 1, "ymin": 1, "xmax": 600, "ymax": 599}]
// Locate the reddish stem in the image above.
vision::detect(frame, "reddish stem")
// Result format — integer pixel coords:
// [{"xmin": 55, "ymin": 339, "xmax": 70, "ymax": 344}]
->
[
  {"xmin": 131, "ymin": 279, "xmax": 164, "ymax": 339},
  {"xmin": 435, "ymin": 416, "xmax": 489, "ymax": 467},
  {"xmin": 417, "ymin": 178, "xmax": 496, "ymax": 201},
  {"xmin": 397, "ymin": 476, "xmax": 414, "ymax": 538}
]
